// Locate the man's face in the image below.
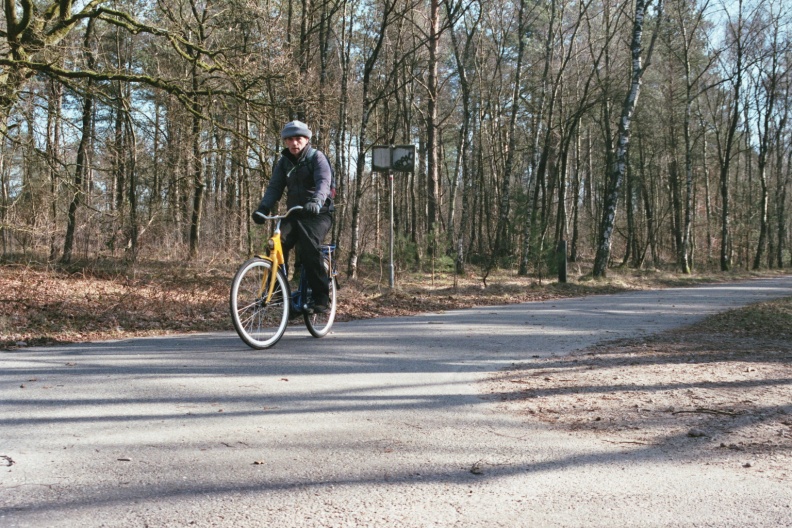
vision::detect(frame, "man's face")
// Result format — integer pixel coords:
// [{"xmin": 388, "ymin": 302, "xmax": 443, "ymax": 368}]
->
[{"xmin": 284, "ymin": 136, "xmax": 309, "ymax": 156}]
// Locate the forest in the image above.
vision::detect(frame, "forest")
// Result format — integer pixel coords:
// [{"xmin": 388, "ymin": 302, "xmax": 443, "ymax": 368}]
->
[{"xmin": 1, "ymin": 0, "xmax": 791, "ymax": 280}]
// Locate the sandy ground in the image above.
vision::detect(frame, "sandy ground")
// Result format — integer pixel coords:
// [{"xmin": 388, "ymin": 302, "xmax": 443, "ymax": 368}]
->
[{"xmin": 487, "ymin": 328, "xmax": 792, "ymax": 482}]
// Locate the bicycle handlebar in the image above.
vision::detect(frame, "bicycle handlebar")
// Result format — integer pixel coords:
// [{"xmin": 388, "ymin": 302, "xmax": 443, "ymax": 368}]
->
[{"xmin": 253, "ymin": 205, "xmax": 304, "ymax": 223}]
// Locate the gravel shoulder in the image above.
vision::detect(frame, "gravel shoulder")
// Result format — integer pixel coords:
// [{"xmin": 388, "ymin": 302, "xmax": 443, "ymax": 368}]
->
[{"xmin": 487, "ymin": 299, "xmax": 792, "ymax": 483}]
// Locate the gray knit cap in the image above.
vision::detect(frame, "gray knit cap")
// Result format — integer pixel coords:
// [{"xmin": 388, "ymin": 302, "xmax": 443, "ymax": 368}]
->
[{"xmin": 281, "ymin": 120, "xmax": 312, "ymax": 139}]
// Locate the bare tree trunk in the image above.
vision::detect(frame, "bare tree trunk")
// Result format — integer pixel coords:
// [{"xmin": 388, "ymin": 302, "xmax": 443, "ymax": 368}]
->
[
  {"xmin": 444, "ymin": 0, "xmax": 479, "ymax": 273},
  {"xmin": 125, "ymin": 107, "xmax": 139, "ymax": 260},
  {"xmin": 0, "ymin": 121, "xmax": 6, "ymax": 257},
  {"xmin": 332, "ymin": 0, "xmax": 350, "ymax": 249},
  {"xmin": 113, "ymin": 93, "xmax": 125, "ymax": 215},
  {"xmin": 623, "ymin": 157, "xmax": 636, "ymax": 267},
  {"xmin": 426, "ymin": 0, "xmax": 441, "ymax": 259},
  {"xmin": 753, "ymin": 160, "xmax": 769, "ymax": 269},
  {"xmin": 153, "ymin": 99, "xmax": 163, "ymax": 224},
  {"xmin": 62, "ymin": 20, "xmax": 95, "ymax": 265},
  {"xmin": 715, "ymin": 0, "xmax": 748, "ymax": 272},
  {"xmin": 668, "ymin": 157, "xmax": 682, "ymax": 262},
  {"xmin": 673, "ymin": 0, "xmax": 713, "ymax": 274},
  {"xmin": 779, "ymin": 148, "xmax": 791, "ymax": 268},
  {"xmin": 47, "ymin": 80, "xmax": 63, "ymax": 261},
  {"xmin": 347, "ymin": 0, "xmax": 397, "ymax": 278},
  {"xmin": 593, "ymin": 0, "xmax": 661, "ymax": 277},
  {"xmin": 493, "ymin": 0, "xmax": 526, "ymax": 260},
  {"xmin": 570, "ymin": 131, "xmax": 581, "ymax": 262},
  {"xmin": 681, "ymin": 91, "xmax": 693, "ymax": 273},
  {"xmin": 188, "ymin": 97, "xmax": 205, "ymax": 260},
  {"xmin": 775, "ymin": 94, "xmax": 790, "ymax": 268},
  {"xmin": 522, "ymin": 0, "xmax": 611, "ymax": 275},
  {"xmin": 752, "ymin": 11, "xmax": 781, "ymax": 270},
  {"xmin": 520, "ymin": 0, "xmax": 557, "ymax": 275}
]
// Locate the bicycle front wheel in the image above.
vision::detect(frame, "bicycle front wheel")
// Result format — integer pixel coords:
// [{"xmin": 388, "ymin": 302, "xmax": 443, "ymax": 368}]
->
[
  {"xmin": 304, "ymin": 259, "xmax": 337, "ymax": 338},
  {"xmin": 230, "ymin": 258, "xmax": 290, "ymax": 349}
]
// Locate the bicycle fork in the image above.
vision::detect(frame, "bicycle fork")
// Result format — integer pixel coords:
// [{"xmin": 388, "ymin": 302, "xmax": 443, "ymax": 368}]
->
[{"xmin": 258, "ymin": 232, "xmax": 287, "ymax": 303}]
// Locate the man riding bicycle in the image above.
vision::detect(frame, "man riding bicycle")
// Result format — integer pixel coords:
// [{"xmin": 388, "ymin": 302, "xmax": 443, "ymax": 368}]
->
[{"xmin": 253, "ymin": 120, "xmax": 334, "ymax": 313}]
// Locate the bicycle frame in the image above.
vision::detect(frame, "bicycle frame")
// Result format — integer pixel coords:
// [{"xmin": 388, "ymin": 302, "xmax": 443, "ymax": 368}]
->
[{"xmin": 254, "ymin": 205, "xmax": 331, "ymax": 315}]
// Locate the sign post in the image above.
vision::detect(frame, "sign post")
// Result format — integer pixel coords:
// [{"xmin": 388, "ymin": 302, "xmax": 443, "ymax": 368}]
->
[
  {"xmin": 389, "ymin": 171, "xmax": 394, "ymax": 288},
  {"xmin": 371, "ymin": 145, "xmax": 416, "ymax": 288}
]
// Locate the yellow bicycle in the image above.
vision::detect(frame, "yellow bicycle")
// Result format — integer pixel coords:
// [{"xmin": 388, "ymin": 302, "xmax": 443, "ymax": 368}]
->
[{"xmin": 230, "ymin": 206, "xmax": 338, "ymax": 349}]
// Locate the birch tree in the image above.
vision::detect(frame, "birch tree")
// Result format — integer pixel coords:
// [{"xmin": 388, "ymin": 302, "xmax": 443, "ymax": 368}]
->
[{"xmin": 593, "ymin": 0, "xmax": 662, "ymax": 277}]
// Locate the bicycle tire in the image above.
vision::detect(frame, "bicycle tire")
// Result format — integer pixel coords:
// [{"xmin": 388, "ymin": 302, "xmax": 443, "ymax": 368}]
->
[
  {"xmin": 230, "ymin": 258, "xmax": 290, "ymax": 349},
  {"xmin": 303, "ymin": 258, "xmax": 337, "ymax": 338}
]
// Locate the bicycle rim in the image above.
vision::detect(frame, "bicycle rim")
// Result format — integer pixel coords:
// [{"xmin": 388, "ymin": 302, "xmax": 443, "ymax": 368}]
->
[
  {"xmin": 230, "ymin": 258, "xmax": 289, "ymax": 349},
  {"xmin": 304, "ymin": 260, "xmax": 337, "ymax": 338}
]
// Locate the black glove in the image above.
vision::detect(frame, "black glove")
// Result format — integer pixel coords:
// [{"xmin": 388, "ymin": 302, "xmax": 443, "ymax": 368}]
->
[
  {"xmin": 304, "ymin": 199, "xmax": 321, "ymax": 215},
  {"xmin": 252, "ymin": 206, "xmax": 269, "ymax": 224}
]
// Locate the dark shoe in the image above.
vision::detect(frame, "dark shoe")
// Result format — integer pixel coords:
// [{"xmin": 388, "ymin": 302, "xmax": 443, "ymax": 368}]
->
[{"xmin": 312, "ymin": 303, "xmax": 329, "ymax": 314}]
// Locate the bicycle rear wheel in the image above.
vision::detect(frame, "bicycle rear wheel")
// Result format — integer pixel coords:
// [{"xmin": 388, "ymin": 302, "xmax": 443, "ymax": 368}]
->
[
  {"xmin": 304, "ymin": 259, "xmax": 337, "ymax": 338},
  {"xmin": 230, "ymin": 258, "xmax": 290, "ymax": 349}
]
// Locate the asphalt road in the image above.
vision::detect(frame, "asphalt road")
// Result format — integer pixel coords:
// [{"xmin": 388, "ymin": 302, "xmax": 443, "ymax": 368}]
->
[{"xmin": 2, "ymin": 276, "xmax": 792, "ymax": 527}]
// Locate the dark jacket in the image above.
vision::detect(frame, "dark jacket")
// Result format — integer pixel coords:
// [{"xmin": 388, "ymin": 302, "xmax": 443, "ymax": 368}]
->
[{"xmin": 258, "ymin": 146, "xmax": 333, "ymax": 214}]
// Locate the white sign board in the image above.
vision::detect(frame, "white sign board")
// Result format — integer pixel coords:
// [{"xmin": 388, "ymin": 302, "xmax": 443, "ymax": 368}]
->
[{"xmin": 372, "ymin": 146, "xmax": 392, "ymax": 172}]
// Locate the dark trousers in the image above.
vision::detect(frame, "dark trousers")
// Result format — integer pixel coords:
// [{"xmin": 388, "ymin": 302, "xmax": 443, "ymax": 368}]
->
[{"xmin": 281, "ymin": 212, "xmax": 333, "ymax": 305}]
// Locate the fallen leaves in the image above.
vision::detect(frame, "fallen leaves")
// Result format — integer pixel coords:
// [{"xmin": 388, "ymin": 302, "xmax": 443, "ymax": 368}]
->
[
  {"xmin": 0, "ymin": 265, "xmax": 230, "ymax": 348},
  {"xmin": 3, "ymin": 261, "xmax": 788, "ymax": 349}
]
